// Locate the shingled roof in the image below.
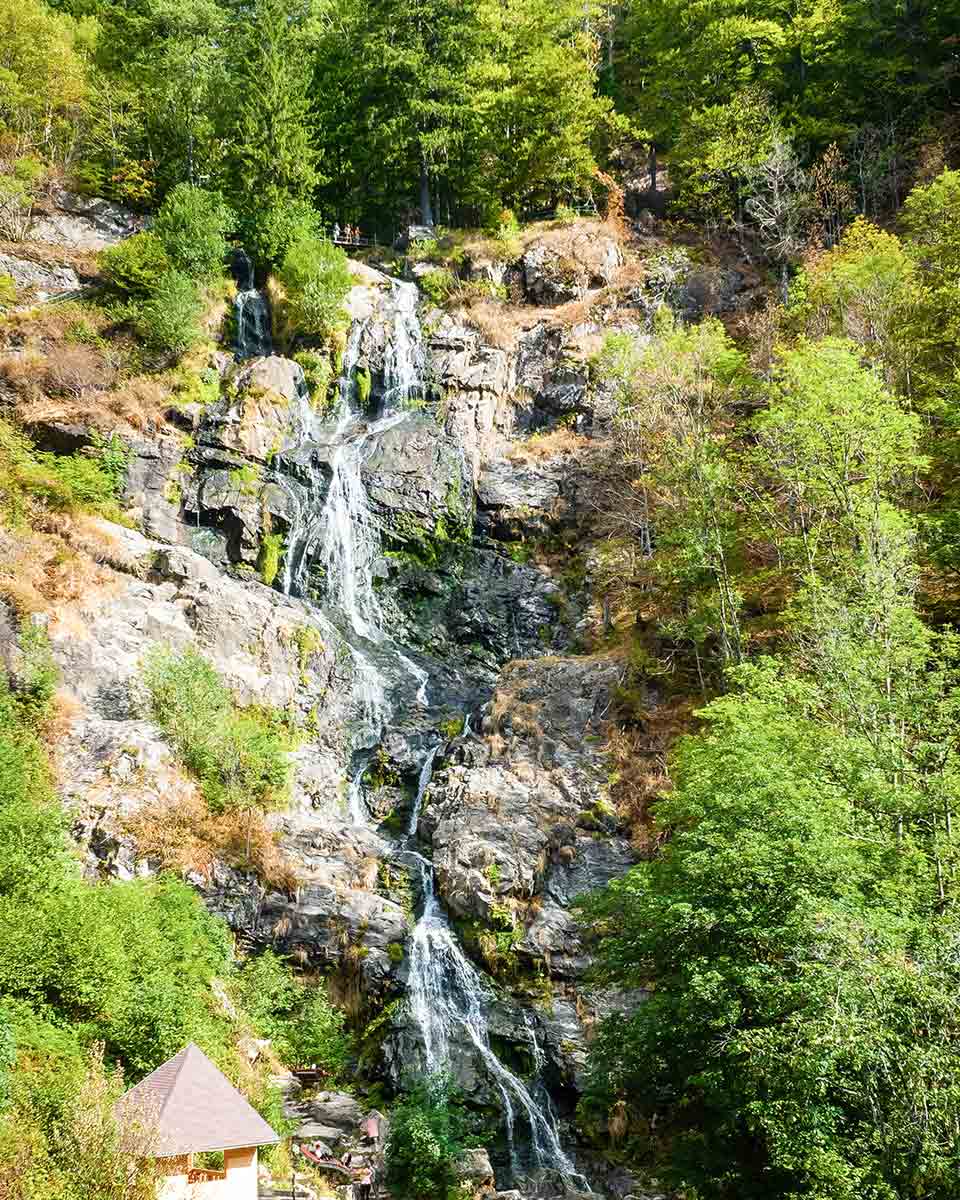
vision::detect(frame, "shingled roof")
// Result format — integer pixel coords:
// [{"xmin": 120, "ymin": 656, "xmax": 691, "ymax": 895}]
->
[{"xmin": 117, "ymin": 1042, "xmax": 280, "ymax": 1158}]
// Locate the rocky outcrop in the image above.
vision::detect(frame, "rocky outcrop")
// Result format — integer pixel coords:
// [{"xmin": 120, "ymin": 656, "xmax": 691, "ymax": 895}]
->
[
  {"xmin": 0, "ymin": 252, "xmax": 80, "ymax": 298},
  {"xmin": 522, "ymin": 232, "xmax": 622, "ymax": 306},
  {"xmin": 423, "ymin": 656, "xmax": 629, "ymax": 931},
  {"xmin": 362, "ymin": 411, "xmax": 473, "ymax": 543},
  {"xmin": 30, "ymin": 190, "xmax": 144, "ymax": 251}
]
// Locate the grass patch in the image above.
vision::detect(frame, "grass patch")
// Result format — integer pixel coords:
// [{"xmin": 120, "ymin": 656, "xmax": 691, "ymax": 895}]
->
[{"xmin": 143, "ymin": 645, "xmax": 292, "ymax": 812}]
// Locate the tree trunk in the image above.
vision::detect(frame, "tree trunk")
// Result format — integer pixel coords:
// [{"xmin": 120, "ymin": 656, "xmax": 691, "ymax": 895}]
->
[
  {"xmin": 419, "ymin": 153, "xmax": 434, "ymax": 227},
  {"xmin": 649, "ymin": 143, "xmax": 658, "ymax": 194}
]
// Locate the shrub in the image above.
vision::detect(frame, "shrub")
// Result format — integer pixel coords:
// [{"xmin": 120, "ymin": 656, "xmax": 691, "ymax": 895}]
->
[
  {"xmin": 0, "ymin": 274, "xmax": 15, "ymax": 311},
  {"xmin": 143, "ymin": 645, "xmax": 291, "ymax": 811},
  {"xmin": 235, "ymin": 951, "xmax": 350, "ymax": 1075},
  {"xmin": 153, "ymin": 185, "xmax": 234, "ymax": 281},
  {"xmin": 242, "ymin": 194, "xmax": 320, "ymax": 269},
  {"xmin": 100, "ymin": 232, "xmax": 171, "ymax": 300},
  {"xmin": 293, "ymin": 350, "xmax": 334, "ymax": 413},
  {"xmin": 133, "ymin": 270, "xmax": 203, "ymax": 355},
  {"xmin": 278, "ymin": 236, "xmax": 352, "ymax": 340},
  {"xmin": 419, "ymin": 268, "xmax": 456, "ymax": 307},
  {"xmin": 384, "ymin": 1076, "xmax": 467, "ymax": 1200},
  {"xmin": 554, "ymin": 202, "xmax": 578, "ymax": 225}
]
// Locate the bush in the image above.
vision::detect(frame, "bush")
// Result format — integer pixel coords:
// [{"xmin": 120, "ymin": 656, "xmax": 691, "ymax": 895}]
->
[
  {"xmin": 153, "ymin": 185, "xmax": 234, "ymax": 281},
  {"xmin": 258, "ymin": 532, "xmax": 283, "ymax": 586},
  {"xmin": 0, "ymin": 274, "xmax": 15, "ymax": 311},
  {"xmin": 384, "ymin": 1076, "xmax": 467, "ymax": 1200},
  {"xmin": 143, "ymin": 645, "xmax": 291, "ymax": 811},
  {"xmin": 133, "ymin": 270, "xmax": 203, "ymax": 355},
  {"xmin": 277, "ymin": 235, "xmax": 352, "ymax": 340},
  {"xmin": 99, "ymin": 232, "xmax": 171, "ymax": 300},
  {"xmin": 293, "ymin": 350, "xmax": 334, "ymax": 413},
  {"xmin": 554, "ymin": 202, "xmax": 578, "ymax": 225},
  {"xmin": 418, "ymin": 268, "xmax": 456, "ymax": 307},
  {"xmin": 234, "ymin": 951, "xmax": 350, "ymax": 1076},
  {"xmin": 242, "ymin": 193, "xmax": 320, "ymax": 269}
]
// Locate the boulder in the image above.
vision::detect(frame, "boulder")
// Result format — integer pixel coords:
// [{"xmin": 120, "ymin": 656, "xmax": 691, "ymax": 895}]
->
[
  {"xmin": 31, "ymin": 190, "xmax": 144, "ymax": 250},
  {"xmin": 202, "ymin": 356, "xmax": 312, "ymax": 463},
  {"xmin": 456, "ymin": 1147, "xmax": 495, "ymax": 1189}
]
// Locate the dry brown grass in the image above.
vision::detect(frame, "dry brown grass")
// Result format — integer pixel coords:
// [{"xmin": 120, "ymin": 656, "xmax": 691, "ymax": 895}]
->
[
  {"xmin": 456, "ymin": 298, "xmax": 539, "ymax": 351},
  {"xmin": 0, "ymin": 515, "xmax": 122, "ymax": 617},
  {"xmin": 124, "ymin": 790, "xmax": 300, "ymax": 893},
  {"xmin": 0, "ymin": 298, "xmax": 179, "ymax": 432},
  {"xmin": 506, "ymin": 427, "xmax": 591, "ymax": 463}
]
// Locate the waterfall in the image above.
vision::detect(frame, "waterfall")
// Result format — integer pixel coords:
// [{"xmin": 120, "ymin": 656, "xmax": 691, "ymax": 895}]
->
[
  {"xmin": 383, "ymin": 281, "xmax": 425, "ymax": 405},
  {"xmin": 403, "ymin": 752, "xmax": 586, "ymax": 1188},
  {"xmin": 232, "ymin": 251, "xmax": 272, "ymax": 359},
  {"xmin": 346, "ymin": 766, "xmax": 367, "ymax": 825}
]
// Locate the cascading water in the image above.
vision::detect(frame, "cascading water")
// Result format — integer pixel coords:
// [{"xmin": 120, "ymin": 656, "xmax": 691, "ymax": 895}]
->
[
  {"xmin": 383, "ymin": 280, "xmax": 425, "ymax": 405},
  {"xmin": 232, "ymin": 251, "xmax": 272, "ymax": 359},
  {"xmin": 235, "ymin": 255, "xmax": 581, "ymax": 1187},
  {"xmin": 403, "ymin": 752, "xmax": 586, "ymax": 1189}
]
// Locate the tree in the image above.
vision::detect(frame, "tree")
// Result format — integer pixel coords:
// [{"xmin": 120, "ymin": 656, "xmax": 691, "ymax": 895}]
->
[
  {"xmin": 594, "ymin": 318, "xmax": 748, "ymax": 677},
  {"xmin": 741, "ymin": 135, "xmax": 812, "ymax": 300},
  {"xmin": 152, "ymin": 184, "xmax": 234, "ymax": 280},
  {"xmin": 384, "ymin": 1075, "xmax": 467, "ymax": 1200},
  {"xmin": 220, "ymin": 0, "xmax": 318, "ymax": 265},
  {"xmin": 579, "ymin": 661, "xmax": 960, "ymax": 1200},
  {"xmin": 276, "ymin": 235, "xmax": 352, "ymax": 343}
]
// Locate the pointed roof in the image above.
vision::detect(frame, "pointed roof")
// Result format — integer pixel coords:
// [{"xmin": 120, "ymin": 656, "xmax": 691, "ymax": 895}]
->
[{"xmin": 117, "ymin": 1042, "xmax": 280, "ymax": 1158}]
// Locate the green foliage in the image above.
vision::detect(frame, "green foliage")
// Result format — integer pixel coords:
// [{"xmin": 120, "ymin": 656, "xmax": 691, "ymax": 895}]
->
[
  {"xmin": 278, "ymin": 236, "xmax": 352, "ymax": 341},
  {"xmin": 384, "ymin": 1075, "xmax": 468, "ymax": 1200},
  {"xmin": 234, "ymin": 951, "xmax": 350, "ymax": 1076},
  {"xmin": 0, "ymin": 274, "xmax": 16, "ymax": 310},
  {"xmin": 99, "ymin": 232, "xmax": 171, "ymax": 301},
  {"xmin": 579, "ymin": 657, "xmax": 960, "ymax": 1200},
  {"xmin": 356, "ymin": 367, "xmax": 372, "ymax": 410},
  {"xmin": 0, "ymin": 1008, "xmax": 13, "ymax": 1111},
  {"xmin": 294, "ymin": 350, "xmax": 334, "ymax": 413},
  {"xmin": 0, "ymin": 418, "xmax": 126, "ymax": 527},
  {"xmin": 419, "ymin": 268, "xmax": 457, "ymax": 306},
  {"xmin": 143, "ymin": 645, "xmax": 291, "ymax": 812},
  {"xmin": 152, "ymin": 184, "xmax": 234, "ymax": 280},
  {"xmin": 259, "ymin": 531, "xmax": 284, "ymax": 587},
  {"xmin": 133, "ymin": 269, "xmax": 203, "ymax": 355}
]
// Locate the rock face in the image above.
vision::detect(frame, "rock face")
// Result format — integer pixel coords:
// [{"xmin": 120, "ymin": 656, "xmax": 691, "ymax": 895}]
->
[
  {"xmin": 31, "ymin": 190, "xmax": 144, "ymax": 251},
  {"xmin": 424, "ymin": 656, "xmax": 628, "ymax": 927},
  {"xmin": 0, "ymin": 252, "xmax": 80, "ymax": 298},
  {"xmin": 39, "ymin": 228, "xmax": 650, "ymax": 1196}
]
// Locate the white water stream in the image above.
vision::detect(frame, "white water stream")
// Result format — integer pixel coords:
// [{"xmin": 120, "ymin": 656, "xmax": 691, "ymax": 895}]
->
[
  {"xmin": 403, "ymin": 754, "xmax": 585, "ymax": 1185},
  {"xmin": 246, "ymin": 263, "xmax": 580, "ymax": 1187}
]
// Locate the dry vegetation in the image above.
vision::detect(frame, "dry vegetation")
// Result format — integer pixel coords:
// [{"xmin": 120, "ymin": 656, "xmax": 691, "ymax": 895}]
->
[
  {"xmin": 0, "ymin": 301, "xmax": 174, "ymax": 431},
  {"xmin": 0, "ymin": 512, "xmax": 135, "ymax": 617},
  {"xmin": 124, "ymin": 790, "xmax": 300, "ymax": 893}
]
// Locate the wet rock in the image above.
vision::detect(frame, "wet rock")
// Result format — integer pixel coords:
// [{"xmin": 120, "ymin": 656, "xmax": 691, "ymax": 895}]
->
[
  {"xmin": 424, "ymin": 656, "xmax": 624, "ymax": 922},
  {"xmin": 362, "ymin": 412, "xmax": 472, "ymax": 543}
]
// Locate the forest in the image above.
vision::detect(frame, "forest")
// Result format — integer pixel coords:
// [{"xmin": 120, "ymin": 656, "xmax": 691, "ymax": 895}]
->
[{"xmin": 2, "ymin": 0, "xmax": 960, "ymax": 1198}]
